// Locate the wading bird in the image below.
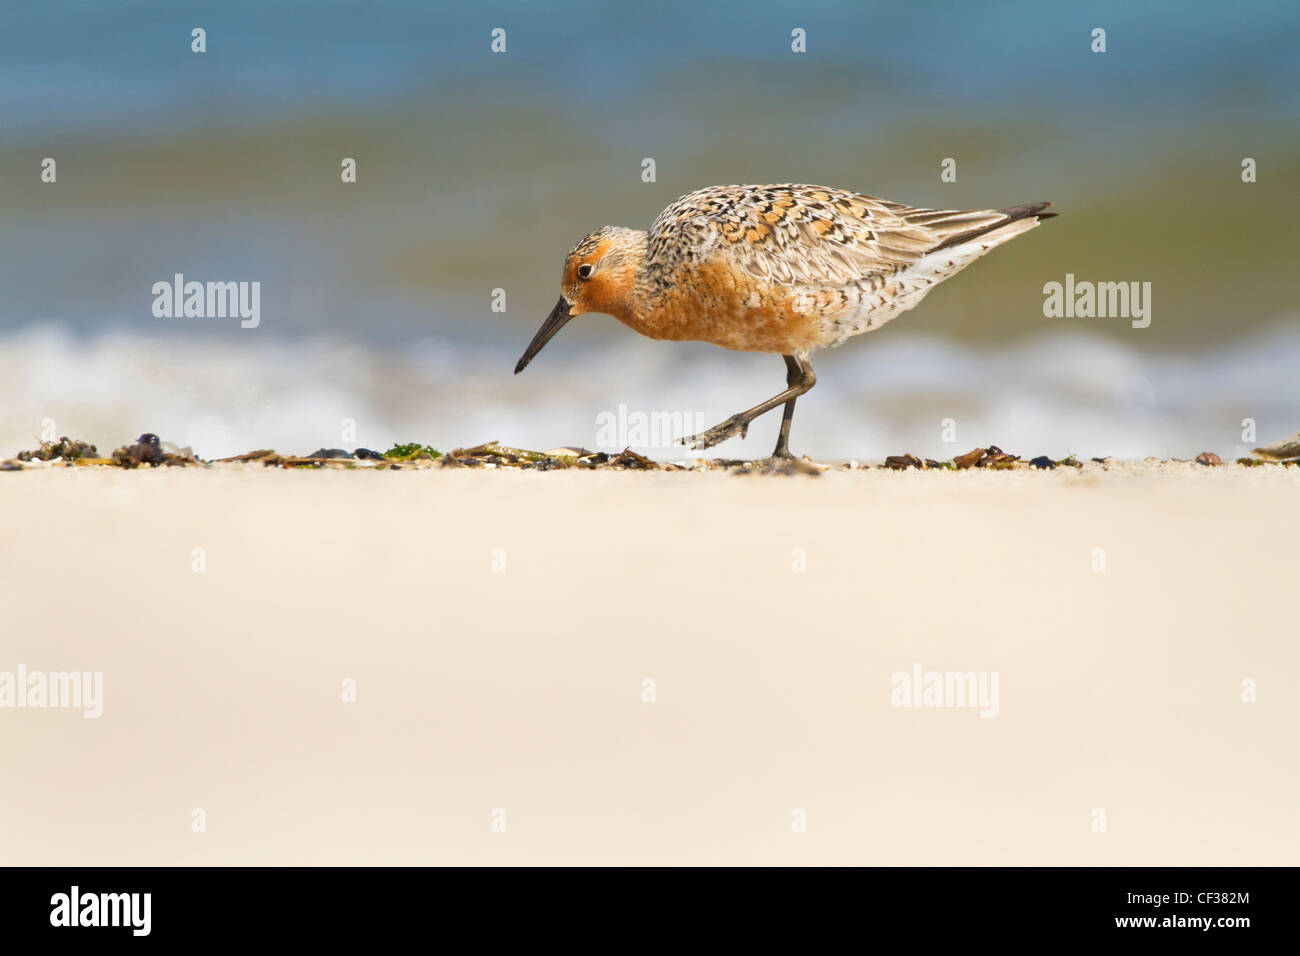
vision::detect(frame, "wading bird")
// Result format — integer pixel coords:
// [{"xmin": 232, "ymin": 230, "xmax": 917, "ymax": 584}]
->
[{"xmin": 515, "ymin": 184, "xmax": 1054, "ymax": 458}]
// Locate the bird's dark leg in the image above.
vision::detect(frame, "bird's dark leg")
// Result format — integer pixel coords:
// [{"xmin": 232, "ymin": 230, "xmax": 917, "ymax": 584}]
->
[
  {"xmin": 771, "ymin": 354, "xmax": 804, "ymax": 459},
  {"xmin": 684, "ymin": 354, "xmax": 816, "ymax": 453}
]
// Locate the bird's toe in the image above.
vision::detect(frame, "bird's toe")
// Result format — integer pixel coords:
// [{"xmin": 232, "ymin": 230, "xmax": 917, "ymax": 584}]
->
[{"xmin": 683, "ymin": 414, "xmax": 749, "ymax": 450}]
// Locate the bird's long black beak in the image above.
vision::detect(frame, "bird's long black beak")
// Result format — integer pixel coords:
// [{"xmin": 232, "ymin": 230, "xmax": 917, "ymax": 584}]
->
[{"xmin": 514, "ymin": 297, "xmax": 572, "ymax": 374}]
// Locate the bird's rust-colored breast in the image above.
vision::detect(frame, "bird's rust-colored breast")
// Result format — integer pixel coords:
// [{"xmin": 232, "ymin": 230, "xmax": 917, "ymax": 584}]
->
[{"xmin": 628, "ymin": 259, "xmax": 824, "ymax": 354}]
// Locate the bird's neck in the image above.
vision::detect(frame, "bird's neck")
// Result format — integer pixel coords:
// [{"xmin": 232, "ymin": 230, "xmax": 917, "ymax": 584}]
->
[{"xmin": 593, "ymin": 231, "xmax": 651, "ymax": 330}]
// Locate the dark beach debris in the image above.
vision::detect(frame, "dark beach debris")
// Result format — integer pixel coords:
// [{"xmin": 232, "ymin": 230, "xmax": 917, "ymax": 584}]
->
[
  {"xmin": 5, "ymin": 432, "xmax": 1297, "ymax": 474},
  {"xmin": 111, "ymin": 433, "xmax": 167, "ymax": 468},
  {"xmin": 17, "ymin": 436, "xmax": 98, "ymax": 461},
  {"xmin": 609, "ymin": 448, "xmax": 658, "ymax": 470},
  {"xmin": 467, "ymin": 441, "xmax": 546, "ymax": 462},
  {"xmin": 1252, "ymin": 431, "xmax": 1300, "ymax": 462},
  {"xmin": 216, "ymin": 449, "xmax": 276, "ymax": 462},
  {"xmin": 884, "ymin": 453, "xmax": 923, "ymax": 470},
  {"xmin": 278, "ymin": 457, "xmax": 345, "ymax": 468},
  {"xmin": 274, "ymin": 449, "xmax": 405, "ymax": 468},
  {"xmin": 984, "ymin": 455, "xmax": 1020, "ymax": 470},
  {"xmin": 7, "ymin": 433, "xmax": 199, "ymax": 469},
  {"xmin": 875, "ymin": 447, "xmax": 1070, "ymax": 471},
  {"xmin": 883, "ymin": 454, "xmax": 964, "ymax": 471},
  {"xmin": 975, "ymin": 446, "xmax": 1020, "ymax": 470},
  {"xmin": 108, "ymin": 433, "xmax": 200, "ymax": 468},
  {"xmin": 429, "ymin": 440, "xmax": 658, "ymax": 471},
  {"xmin": 383, "ymin": 442, "xmax": 442, "ymax": 461},
  {"xmin": 449, "ymin": 442, "xmax": 551, "ymax": 468},
  {"xmin": 927, "ymin": 445, "xmax": 1087, "ymax": 471}
]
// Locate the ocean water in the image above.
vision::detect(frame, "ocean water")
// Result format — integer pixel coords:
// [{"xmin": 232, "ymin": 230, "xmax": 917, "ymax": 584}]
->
[{"xmin": 1, "ymin": 0, "xmax": 1297, "ymax": 459}]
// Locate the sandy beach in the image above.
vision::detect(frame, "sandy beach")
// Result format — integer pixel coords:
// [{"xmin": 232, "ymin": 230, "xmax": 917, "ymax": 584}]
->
[{"xmin": 2, "ymin": 461, "xmax": 1296, "ymax": 865}]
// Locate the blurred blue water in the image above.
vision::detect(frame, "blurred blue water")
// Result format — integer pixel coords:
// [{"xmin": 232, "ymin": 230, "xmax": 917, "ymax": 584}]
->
[{"xmin": 4, "ymin": 1, "xmax": 1297, "ymax": 137}]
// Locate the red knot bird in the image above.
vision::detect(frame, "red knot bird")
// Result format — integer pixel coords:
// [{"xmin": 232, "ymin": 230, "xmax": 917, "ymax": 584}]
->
[{"xmin": 515, "ymin": 184, "xmax": 1055, "ymax": 458}]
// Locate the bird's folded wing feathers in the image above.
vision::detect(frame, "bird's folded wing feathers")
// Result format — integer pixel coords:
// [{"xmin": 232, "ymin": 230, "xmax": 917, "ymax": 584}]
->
[{"xmin": 648, "ymin": 185, "xmax": 1035, "ymax": 287}]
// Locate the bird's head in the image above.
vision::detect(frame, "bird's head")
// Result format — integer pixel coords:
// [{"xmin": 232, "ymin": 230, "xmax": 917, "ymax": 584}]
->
[{"xmin": 514, "ymin": 226, "xmax": 647, "ymax": 374}]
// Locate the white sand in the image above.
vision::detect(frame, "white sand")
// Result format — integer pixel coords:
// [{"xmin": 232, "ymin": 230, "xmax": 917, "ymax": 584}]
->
[{"xmin": 2, "ymin": 463, "xmax": 1297, "ymax": 865}]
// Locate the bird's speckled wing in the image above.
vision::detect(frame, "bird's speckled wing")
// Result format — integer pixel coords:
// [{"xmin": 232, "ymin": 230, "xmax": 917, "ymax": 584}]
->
[{"xmin": 644, "ymin": 184, "xmax": 1019, "ymax": 288}]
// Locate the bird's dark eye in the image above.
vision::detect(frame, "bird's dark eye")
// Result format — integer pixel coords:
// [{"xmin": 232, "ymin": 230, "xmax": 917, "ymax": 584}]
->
[{"xmin": 577, "ymin": 264, "xmax": 594, "ymax": 279}]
